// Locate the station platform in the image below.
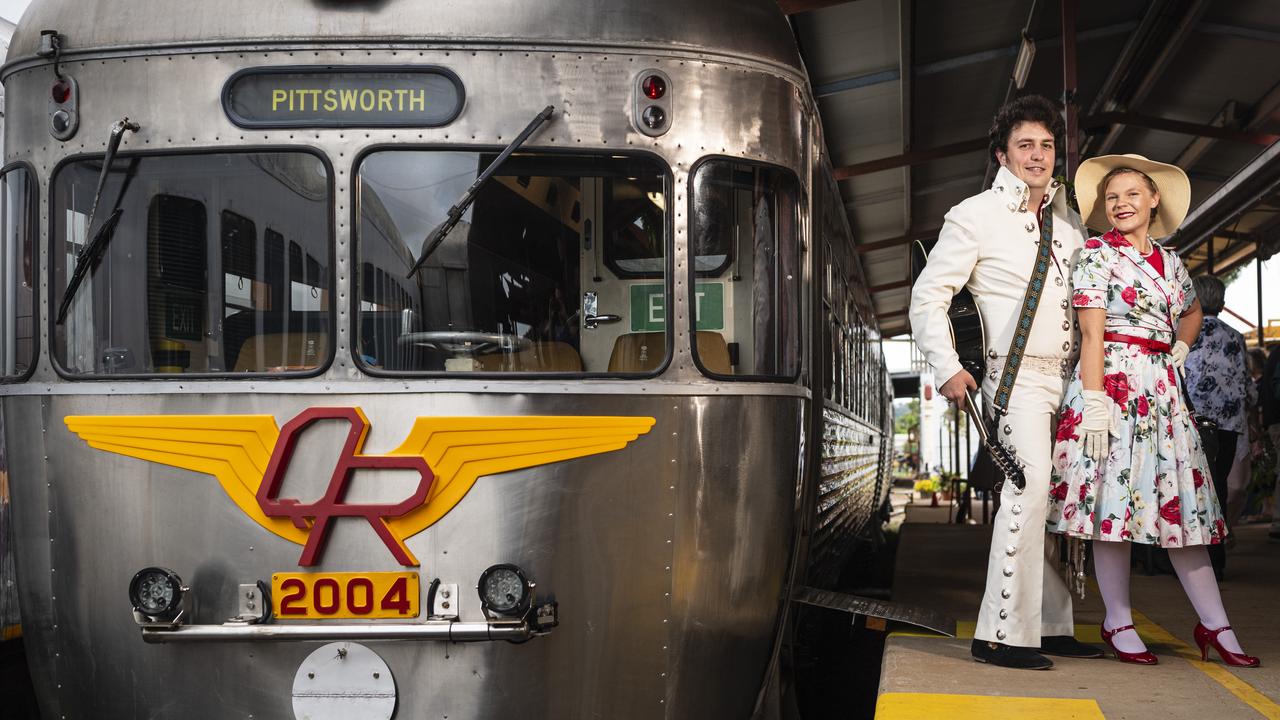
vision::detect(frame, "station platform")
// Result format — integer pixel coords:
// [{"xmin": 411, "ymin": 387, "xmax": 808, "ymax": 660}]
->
[{"xmin": 876, "ymin": 515, "xmax": 1280, "ymax": 719}]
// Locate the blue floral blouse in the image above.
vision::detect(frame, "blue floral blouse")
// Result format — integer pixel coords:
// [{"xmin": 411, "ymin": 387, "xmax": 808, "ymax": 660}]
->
[{"xmin": 1186, "ymin": 315, "xmax": 1255, "ymax": 434}]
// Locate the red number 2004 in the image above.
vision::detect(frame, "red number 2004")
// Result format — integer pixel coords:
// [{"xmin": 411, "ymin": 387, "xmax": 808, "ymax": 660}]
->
[{"xmin": 278, "ymin": 576, "xmax": 412, "ymax": 616}]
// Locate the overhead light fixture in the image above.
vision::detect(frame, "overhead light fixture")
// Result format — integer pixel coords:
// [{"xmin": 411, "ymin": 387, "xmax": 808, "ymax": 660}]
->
[{"xmin": 1013, "ymin": 34, "xmax": 1037, "ymax": 90}]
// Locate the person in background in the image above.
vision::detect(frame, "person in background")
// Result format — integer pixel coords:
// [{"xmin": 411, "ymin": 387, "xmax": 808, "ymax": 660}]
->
[
  {"xmin": 1233, "ymin": 348, "xmax": 1269, "ymax": 533},
  {"xmin": 1265, "ymin": 344, "xmax": 1280, "ymax": 540},
  {"xmin": 1185, "ymin": 274, "xmax": 1253, "ymax": 579}
]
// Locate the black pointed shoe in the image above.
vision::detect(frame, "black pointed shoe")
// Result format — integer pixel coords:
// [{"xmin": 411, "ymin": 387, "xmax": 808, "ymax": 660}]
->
[
  {"xmin": 971, "ymin": 639, "xmax": 1054, "ymax": 669},
  {"xmin": 1039, "ymin": 635, "xmax": 1105, "ymax": 658}
]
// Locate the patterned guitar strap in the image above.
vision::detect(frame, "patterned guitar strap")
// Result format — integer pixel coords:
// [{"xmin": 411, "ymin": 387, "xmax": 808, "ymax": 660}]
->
[{"xmin": 989, "ymin": 201, "xmax": 1056, "ymax": 489}]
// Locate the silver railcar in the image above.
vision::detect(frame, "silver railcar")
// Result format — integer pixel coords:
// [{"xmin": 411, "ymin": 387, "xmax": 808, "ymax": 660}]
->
[{"xmin": 0, "ymin": 0, "xmax": 892, "ymax": 717}]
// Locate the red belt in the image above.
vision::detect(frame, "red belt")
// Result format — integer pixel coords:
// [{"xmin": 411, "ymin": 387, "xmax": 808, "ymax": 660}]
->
[{"xmin": 1104, "ymin": 332, "xmax": 1171, "ymax": 353}]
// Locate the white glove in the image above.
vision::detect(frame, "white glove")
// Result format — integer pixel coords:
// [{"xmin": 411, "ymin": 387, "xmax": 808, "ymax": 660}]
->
[
  {"xmin": 1171, "ymin": 340, "xmax": 1190, "ymax": 370},
  {"xmin": 1080, "ymin": 390, "xmax": 1111, "ymax": 463}
]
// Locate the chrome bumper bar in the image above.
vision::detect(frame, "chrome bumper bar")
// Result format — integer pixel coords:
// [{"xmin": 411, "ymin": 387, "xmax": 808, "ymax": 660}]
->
[{"xmin": 141, "ymin": 619, "xmax": 535, "ymax": 644}]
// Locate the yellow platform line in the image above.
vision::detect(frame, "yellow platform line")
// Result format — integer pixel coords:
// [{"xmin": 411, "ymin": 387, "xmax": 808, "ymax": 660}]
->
[
  {"xmin": 1133, "ymin": 610, "xmax": 1280, "ymax": 719},
  {"xmin": 890, "ymin": 620, "xmax": 1103, "ymax": 644},
  {"xmin": 877, "ymin": 692, "xmax": 1104, "ymax": 719}
]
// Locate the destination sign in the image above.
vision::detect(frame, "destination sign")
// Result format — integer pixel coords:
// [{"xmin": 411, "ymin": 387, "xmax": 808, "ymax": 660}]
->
[{"xmin": 222, "ymin": 67, "xmax": 464, "ymax": 128}]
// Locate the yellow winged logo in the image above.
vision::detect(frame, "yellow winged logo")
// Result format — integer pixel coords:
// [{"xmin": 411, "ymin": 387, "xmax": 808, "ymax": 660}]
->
[{"xmin": 65, "ymin": 409, "xmax": 654, "ymax": 566}]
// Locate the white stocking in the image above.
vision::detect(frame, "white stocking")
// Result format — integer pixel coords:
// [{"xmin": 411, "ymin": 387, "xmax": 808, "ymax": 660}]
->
[
  {"xmin": 1168, "ymin": 545, "xmax": 1244, "ymax": 654},
  {"xmin": 1093, "ymin": 540, "xmax": 1148, "ymax": 653}
]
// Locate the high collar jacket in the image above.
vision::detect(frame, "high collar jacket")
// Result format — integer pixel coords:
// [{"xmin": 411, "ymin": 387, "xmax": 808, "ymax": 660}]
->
[{"xmin": 909, "ymin": 166, "xmax": 1089, "ymax": 384}]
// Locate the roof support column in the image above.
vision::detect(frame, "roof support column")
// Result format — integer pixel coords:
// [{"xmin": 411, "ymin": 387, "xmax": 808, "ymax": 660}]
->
[
  {"xmin": 1258, "ymin": 259, "xmax": 1266, "ymax": 348},
  {"xmin": 1061, "ymin": 0, "xmax": 1079, "ymax": 177}
]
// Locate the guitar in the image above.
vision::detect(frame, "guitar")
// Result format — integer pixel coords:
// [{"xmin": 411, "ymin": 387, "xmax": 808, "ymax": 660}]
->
[{"xmin": 911, "ymin": 239, "xmax": 1026, "ymax": 491}]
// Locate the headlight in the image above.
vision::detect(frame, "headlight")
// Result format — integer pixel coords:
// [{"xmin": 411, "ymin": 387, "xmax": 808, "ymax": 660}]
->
[
  {"xmin": 129, "ymin": 567, "xmax": 185, "ymax": 619},
  {"xmin": 477, "ymin": 564, "xmax": 532, "ymax": 617}
]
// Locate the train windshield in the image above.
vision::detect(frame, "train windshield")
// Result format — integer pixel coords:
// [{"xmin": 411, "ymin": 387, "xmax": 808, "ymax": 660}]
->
[
  {"xmin": 689, "ymin": 160, "xmax": 801, "ymax": 380},
  {"xmin": 0, "ymin": 167, "xmax": 36, "ymax": 379},
  {"xmin": 52, "ymin": 152, "xmax": 332, "ymax": 375},
  {"xmin": 356, "ymin": 151, "xmax": 669, "ymax": 375}
]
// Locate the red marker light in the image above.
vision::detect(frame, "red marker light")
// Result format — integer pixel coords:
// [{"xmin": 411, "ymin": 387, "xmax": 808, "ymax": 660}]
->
[
  {"xmin": 641, "ymin": 75, "xmax": 666, "ymax": 100},
  {"xmin": 51, "ymin": 79, "xmax": 72, "ymax": 104}
]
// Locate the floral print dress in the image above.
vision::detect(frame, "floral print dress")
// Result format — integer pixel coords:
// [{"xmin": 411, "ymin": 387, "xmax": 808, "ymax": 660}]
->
[{"xmin": 1046, "ymin": 228, "xmax": 1225, "ymax": 546}]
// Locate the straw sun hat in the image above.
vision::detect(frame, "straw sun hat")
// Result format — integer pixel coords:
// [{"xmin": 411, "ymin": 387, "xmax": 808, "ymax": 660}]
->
[{"xmin": 1075, "ymin": 153, "xmax": 1191, "ymax": 238}]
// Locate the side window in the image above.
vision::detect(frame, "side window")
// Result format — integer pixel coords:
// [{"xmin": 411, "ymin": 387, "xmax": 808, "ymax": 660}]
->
[
  {"xmin": 0, "ymin": 167, "xmax": 35, "ymax": 379},
  {"xmin": 52, "ymin": 152, "xmax": 331, "ymax": 375},
  {"xmin": 689, "ymin": 160, "xmax": 801, "ymax": 379}
]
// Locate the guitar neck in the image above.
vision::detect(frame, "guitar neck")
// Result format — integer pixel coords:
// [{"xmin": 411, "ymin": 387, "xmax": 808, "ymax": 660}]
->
[{"xmin": 963, "ymin": 390, "xmax": 990, "ymax": 444}]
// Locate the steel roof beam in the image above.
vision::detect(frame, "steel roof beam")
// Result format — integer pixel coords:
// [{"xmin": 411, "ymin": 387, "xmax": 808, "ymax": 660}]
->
[
  {"xmin": 869, "ymin": 279, "xmax": 912, "ymax": 294},
  {"xmin": 855, "ymin": 227, "xmax": 942, "ymax": 254},
  {"xmin": 1082, "ymin": 111, "xmax": 1279, "ymax": 145},
  {"xmin": 898, "ymin": 0, "xmax": 914, "ymax": 236},
  {"xmin": 1081, "ymin": 0, "xmax": 1210, "ymax": 158},
  {"xmin": 812, "ymin": 21, "xmax": 1136, "ymax": 99},
  {"xmin": 1176, "ymin": 81, "xmax": 1280, "ymax": 169},
  {"xmin": 1168, "ymin": 140, "xmax": 1280, "ymax": 256},
  {"xmin": 833, "ymin": 137, "xmax": 987, "ymax": 179},
  {"xmin": 778, "ymin": 0, "xmax": 862, "ymax": 15}
]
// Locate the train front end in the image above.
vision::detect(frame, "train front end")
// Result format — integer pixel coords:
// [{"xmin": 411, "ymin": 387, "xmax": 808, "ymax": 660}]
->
[{"xmin": 0, "ymin": 1, "xmax": 817, "ymax": 717}]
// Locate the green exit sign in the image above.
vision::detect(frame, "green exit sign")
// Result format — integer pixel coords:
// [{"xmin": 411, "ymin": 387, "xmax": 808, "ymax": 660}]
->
[{"xmin": 629, "ymin": 283, "xmax": 724, "ymax": 332}]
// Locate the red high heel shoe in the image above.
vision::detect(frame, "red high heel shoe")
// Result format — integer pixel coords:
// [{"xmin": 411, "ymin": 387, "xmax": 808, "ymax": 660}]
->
[
  {"xmin": 1101, "ymin": 624, "xmax": 1158, "ymax": 664},
  {"xmin": 1194, "ymin": 624, "xmax": 1260, "ymax": 667}
]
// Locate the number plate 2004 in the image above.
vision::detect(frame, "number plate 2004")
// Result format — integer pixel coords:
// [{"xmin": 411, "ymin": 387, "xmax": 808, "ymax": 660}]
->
[{"xmin": 272, "ymin": 572, "xmax": 419, "ymax": 619}]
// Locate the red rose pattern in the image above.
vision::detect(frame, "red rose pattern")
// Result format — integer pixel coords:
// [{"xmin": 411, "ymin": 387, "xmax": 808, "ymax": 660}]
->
[
  {"xmin": 1056, "ymin": 407, "xmax": 1082, "ymax": 442},
  {"xmin": 1193, "ymin": 469, "xmax": 1205, "ymax": 489},
  {"xmin": 1136, "ymin": 396, "xmax": 1149, "ymax": 416},
  {"xmin": 1085, "ymin": 238, "xmax": 1103, "ymax": 249},
  {"xmin": 1121, "ymin": 286, "xmax": 1138, "ymax": 305},
  {"xmin": 1160, "ymin": 497, "xmax": 1182, "ymax": 525},
  {"xmin": 1104, "ymin": 372, "xmax": 1130, "ymax": 406},
  {"xmin": 1101, "ymin": 518, "xmax": 1113, "ymax": 535},
  {"xmin": 1050, "ymin": 482, "xmax": 1069, "ymax": 501},
  {"xmin": 1072, "ymin": 291, "xmax": 1091, "ymax": 306}
]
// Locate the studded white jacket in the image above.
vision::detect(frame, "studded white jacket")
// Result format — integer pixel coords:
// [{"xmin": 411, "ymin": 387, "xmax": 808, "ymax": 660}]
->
[{"xmin": 909, "ymin": 166, "xmax": 1088, "ymax": 385}]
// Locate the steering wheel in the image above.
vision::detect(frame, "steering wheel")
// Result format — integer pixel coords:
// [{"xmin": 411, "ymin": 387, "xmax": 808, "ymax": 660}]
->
[{"xmin": 397, "ymin": 330, "xmax": 531, "ymax": 355}]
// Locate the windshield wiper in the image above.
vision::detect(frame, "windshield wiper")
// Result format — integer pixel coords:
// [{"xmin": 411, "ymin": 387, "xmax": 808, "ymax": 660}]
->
[
  {"xmin": 407, "ymin": 105, "xmax": 554, "ymax": 278},
  {"xmin": 56, "ymin": 118, "xmax": 140, "ymax": 324}
]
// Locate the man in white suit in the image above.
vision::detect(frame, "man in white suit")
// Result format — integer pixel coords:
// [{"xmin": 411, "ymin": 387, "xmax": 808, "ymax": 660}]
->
[{"xmin": 910, "ymin": 95, "xmax": 1102, "ymax": 669}]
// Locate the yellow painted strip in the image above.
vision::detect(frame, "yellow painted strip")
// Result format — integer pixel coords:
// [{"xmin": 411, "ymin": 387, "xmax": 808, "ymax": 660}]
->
[
  {"xmin": 876, "ymin": 693, "xmax": 1104, "ymax": 720},
  {"xmin": 1, "ymin": 624, "xmax": 21, "ymax": 641},
  {"xmin": 1133, "ymin": 611, "xmax": 1280, "ymax": 719},
  {"xmin": 891, "ymin": 620, "xmax": 976, "ymax": 639},
  {"xmin": 890, "ymin": 620, "xmax": 1102, "ymax": 644}
]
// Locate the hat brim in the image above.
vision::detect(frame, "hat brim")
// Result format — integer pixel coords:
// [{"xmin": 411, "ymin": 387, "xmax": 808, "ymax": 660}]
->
[{"xmin": 1075, "ymin": 154, "xmax": 1190, "ymax": 238}]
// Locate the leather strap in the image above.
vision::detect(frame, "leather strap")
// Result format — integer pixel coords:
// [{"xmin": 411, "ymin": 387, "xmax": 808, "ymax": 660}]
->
[{"xmin": 992, "ymin": 203, "xmax": 1056, "ymax": 417}]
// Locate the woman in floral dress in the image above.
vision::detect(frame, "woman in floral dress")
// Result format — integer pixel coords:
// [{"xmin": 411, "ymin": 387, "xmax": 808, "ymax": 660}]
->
[{"xmin": 1046, "ymin": 154, "xmax": 1258, "ymax": 667}]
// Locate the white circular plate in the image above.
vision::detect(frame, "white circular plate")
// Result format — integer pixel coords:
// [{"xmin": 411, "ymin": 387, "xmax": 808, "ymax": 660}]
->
[{"xmin": 292, "ymin": 642, "xmax": 397, "ymax": 720}]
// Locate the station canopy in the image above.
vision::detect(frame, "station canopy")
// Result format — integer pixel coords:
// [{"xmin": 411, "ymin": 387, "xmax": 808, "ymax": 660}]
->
[{"xmin": 782, "ymin": 0, "xmax": 1280, "ymax": 337}]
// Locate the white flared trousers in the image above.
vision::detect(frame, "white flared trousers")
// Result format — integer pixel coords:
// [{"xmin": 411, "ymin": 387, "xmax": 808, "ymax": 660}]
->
[{"xmin": 974, "ymin": 363, "xmax": 1076, "ymax": 647}]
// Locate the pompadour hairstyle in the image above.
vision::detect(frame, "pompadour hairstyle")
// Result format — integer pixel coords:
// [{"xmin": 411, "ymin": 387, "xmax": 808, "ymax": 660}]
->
[{"xmin": 987, "ymin": 94, "xmax": 1066, "ymax": 165}]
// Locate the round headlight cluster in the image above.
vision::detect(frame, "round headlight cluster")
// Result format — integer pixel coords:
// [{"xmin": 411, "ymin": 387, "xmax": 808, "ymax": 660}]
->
[
  {"xmin": 129, "ymin": 567, "xmax": 185, "ymax": 618},
  {"xmin": 477, "ymin": 564, "xmax": 532, "ymax": 617}
]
